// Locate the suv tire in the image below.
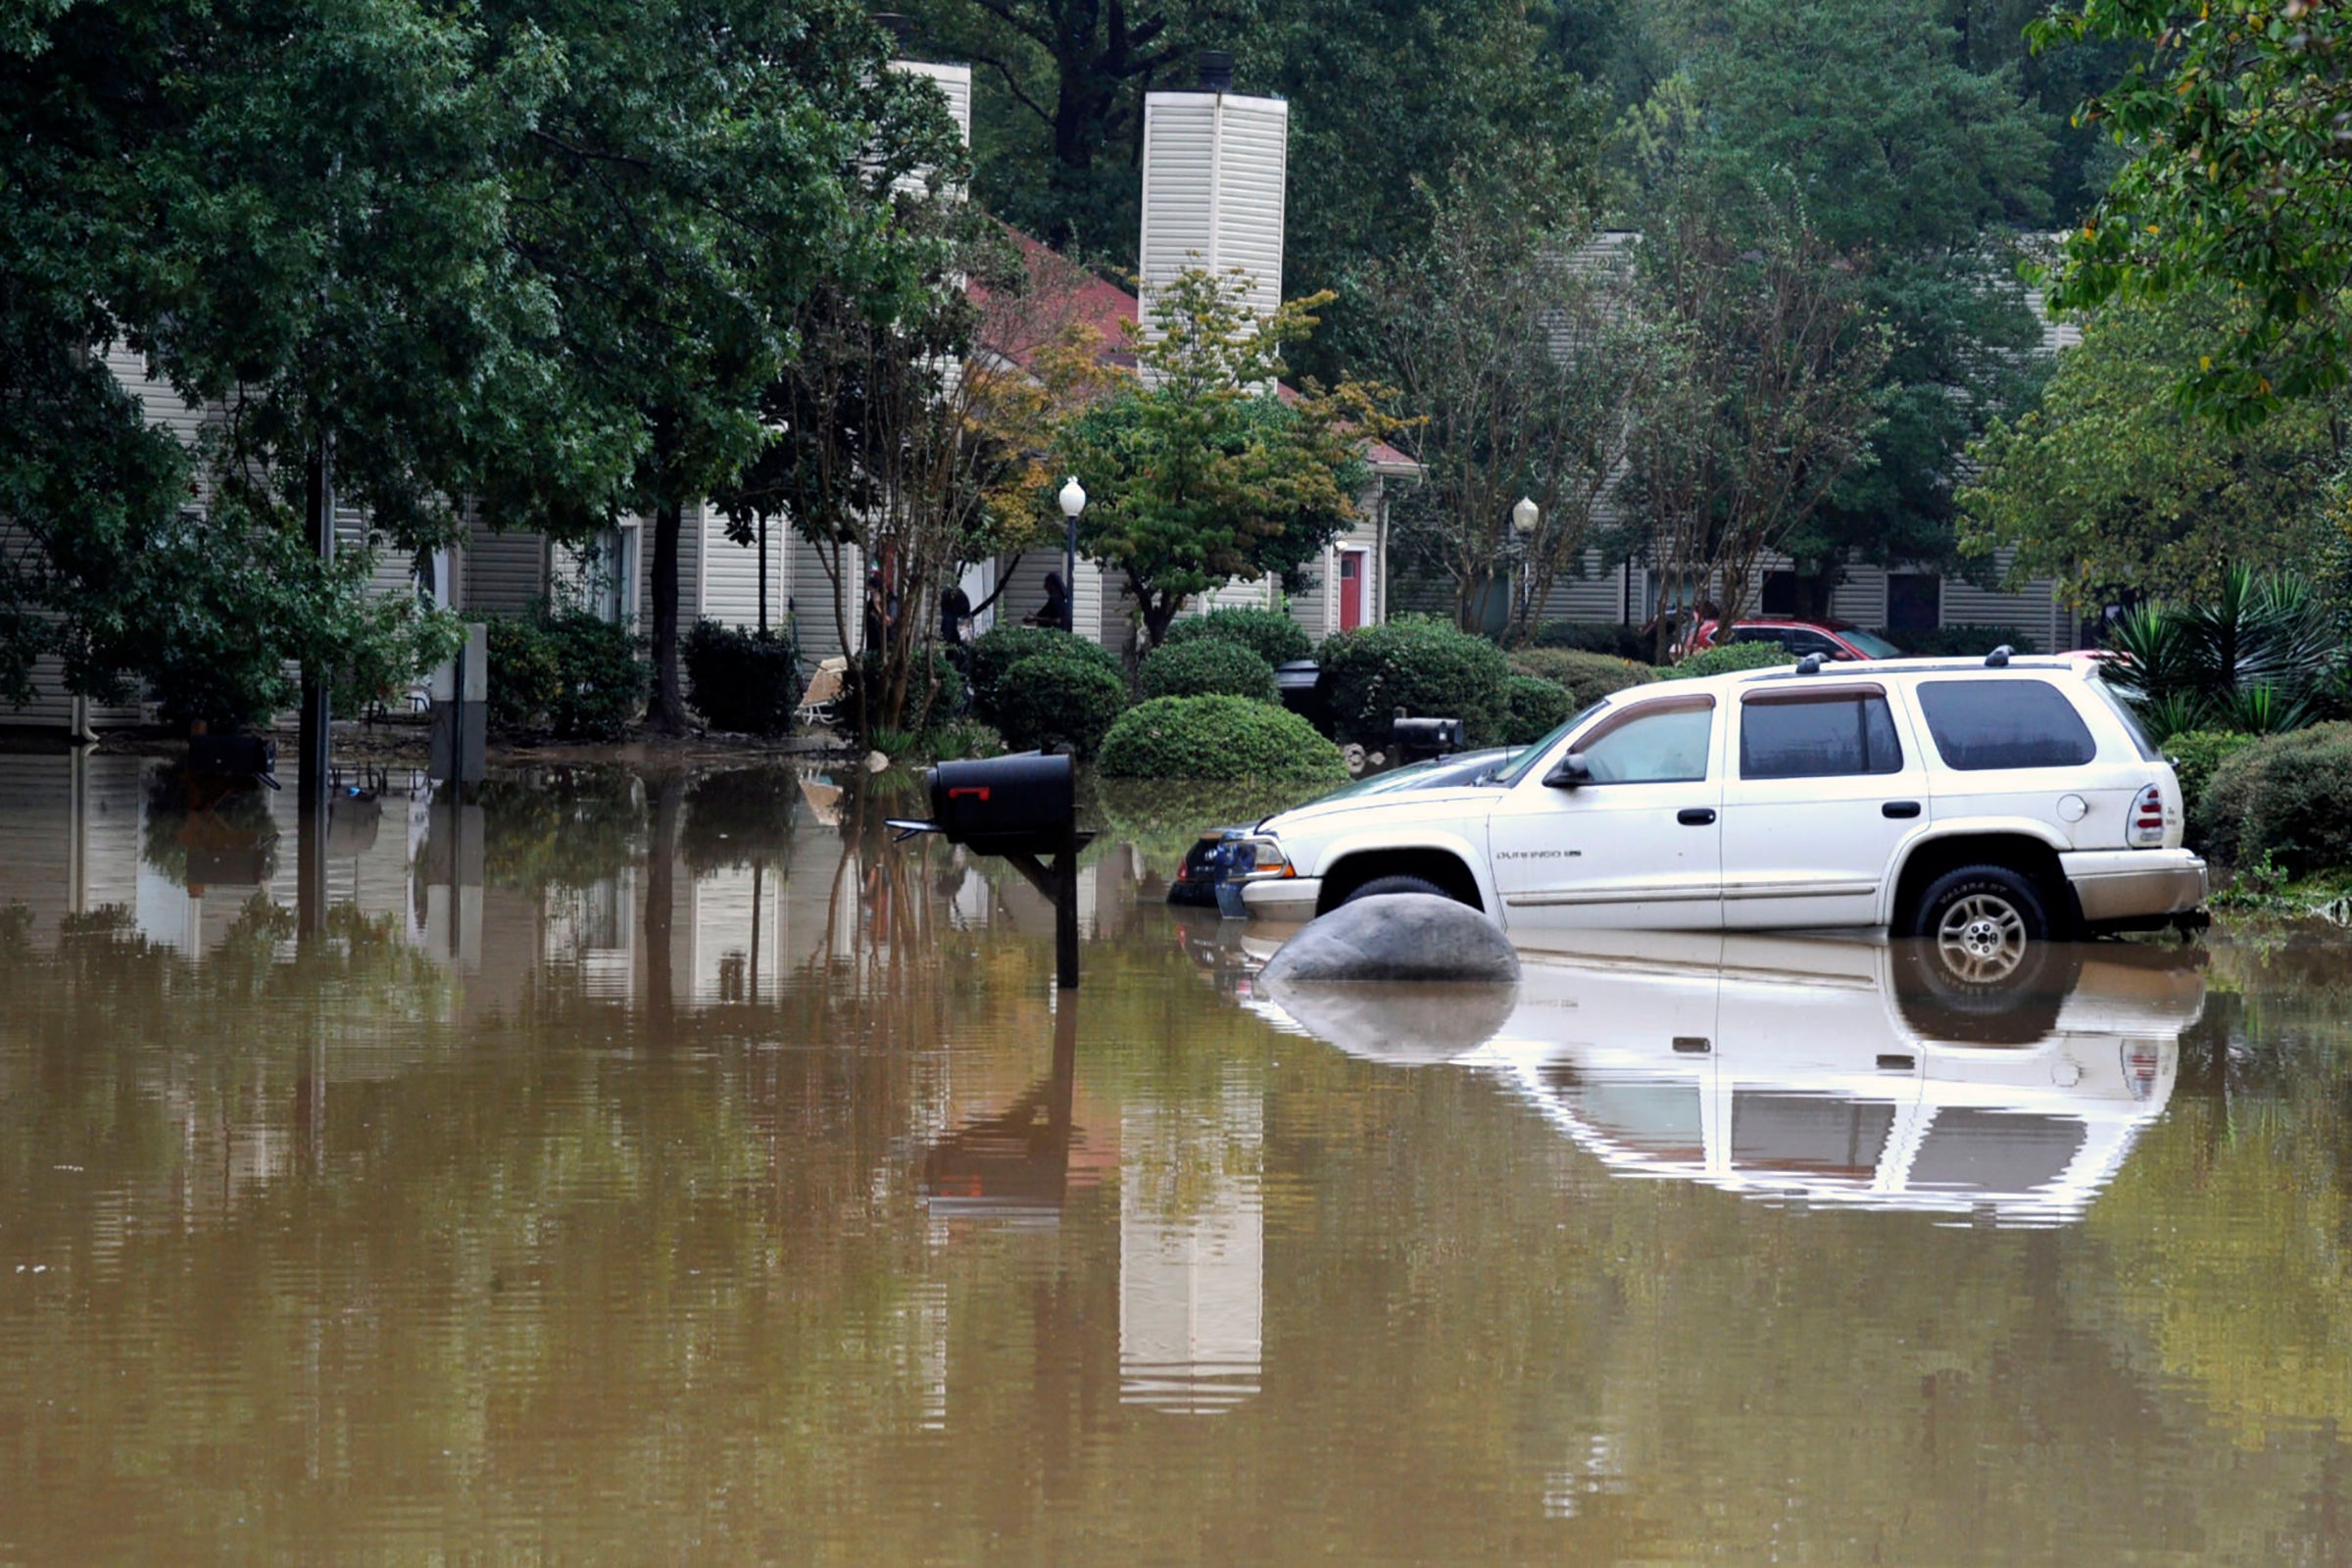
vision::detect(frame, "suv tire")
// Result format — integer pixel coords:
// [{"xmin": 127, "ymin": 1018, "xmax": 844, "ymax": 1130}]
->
[
  {"xmin": 1345, "ymin": 874, "xmax": 1454, "ymax": 906},
  {"xmin": 1907, "ymin": 863, "xmax": 2050, "ymax": 984}
]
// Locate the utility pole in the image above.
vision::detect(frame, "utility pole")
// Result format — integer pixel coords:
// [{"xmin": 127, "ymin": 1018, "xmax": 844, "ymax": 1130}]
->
[{"xmin": 295, "ymin": 435, "xmax": 333, "ymax": 940}]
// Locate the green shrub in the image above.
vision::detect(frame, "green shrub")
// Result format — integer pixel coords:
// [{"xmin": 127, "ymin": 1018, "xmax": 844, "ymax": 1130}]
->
[
  {"xmin": 1098, "ymin": 696, "xmax": 1350, "ymax": 785},
  {"xmin": 487, "ymin": 611, "xmax": 646, "ymax": 738},
  {"xmin": 1138, "ymin": 638, "xmax": 1280, "ymax": 702},
  {"xmin": 1501, "ymin": 673, "xmax": 1574, "ymax": 745},
  {"xmin": 1508, "ymin": 647, "xmax": 1658, "ymax": 708},
  {"xmin": 840, "ymin": 646, "xmax": 967, "ymax": 737},
  {"xmin": 1884, "ymin": 623, "xmax": 2037, "ymax": 658},
  {"xmin": 542, "ymin": 612, "xmax": 648, "ymax": 739},
  {"xmin": 994, "ymin": 653, "xmax": 1129, "ymax": 757},
  {"xmin": 2164, "ymin": 729, "xmax": 2260, "ymax": 828},
  {"xmin": 487, "ymin": 616, "xmax": 562, "ymax": 733},
  {"xmin": 2197, "ymin": 722, "xmax": 2352, "ymax": 874},
  {"xmin": 1318, "ymin": 615, "xmax": 1512, "ymax": 745},
  {"xmin": 1162, "ymin": 608, "xmax": 1314, "ymax": 668},
  {"xmin": 683, "ymin": 619, "xmax": 798, "ymax": 735},
  {"xmin": 1661, "ymin": 641, "xmax": 1797, "ymax": 681},
  {"xmin": 1533, "ymin": 620, "xmax": 1655, "ymax": 662},
  {"xmin": 967, "ymin": 626, "xmax": 1121, "ymax": 720}
]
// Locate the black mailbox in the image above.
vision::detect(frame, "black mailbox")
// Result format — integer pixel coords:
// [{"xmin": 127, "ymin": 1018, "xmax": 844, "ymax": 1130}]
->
[
  {"xmin": 188, "ymin": 733, "xmax": 277, "ymax": 781},
  {"xmin": 929, "ymin": 752, "xmax": 1076, "ymax": 856},
  {"xmin": 1390, "ymin": 715, "xmax": 1466, "ymax": 762}
]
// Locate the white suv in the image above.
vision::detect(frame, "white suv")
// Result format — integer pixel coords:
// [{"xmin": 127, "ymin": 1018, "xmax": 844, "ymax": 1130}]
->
[{"xmin": 1235, "ymin": 655, "xmax": 2206, "ymax": 955}]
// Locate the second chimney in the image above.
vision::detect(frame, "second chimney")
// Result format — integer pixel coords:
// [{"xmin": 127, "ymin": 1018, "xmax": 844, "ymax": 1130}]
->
[{"xmin": 1138, "ymin": 55, "xmax": 1288, "ymax": 337}]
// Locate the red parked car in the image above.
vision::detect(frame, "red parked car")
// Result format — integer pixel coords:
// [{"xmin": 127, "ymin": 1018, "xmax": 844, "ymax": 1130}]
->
[{"xmin": 1689, "ymin": 617, "xmax": 1906, "ymax": 662}]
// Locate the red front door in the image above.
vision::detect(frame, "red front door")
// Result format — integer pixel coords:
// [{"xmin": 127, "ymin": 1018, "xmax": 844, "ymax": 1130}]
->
[{"xmin": 1339, "ymin": 550, "xmax": 1365, "ymax": 630}]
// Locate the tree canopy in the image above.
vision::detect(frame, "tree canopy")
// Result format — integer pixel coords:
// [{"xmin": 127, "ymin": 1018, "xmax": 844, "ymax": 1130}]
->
[{"xmin": 1050, "ymin": 268, "xmax": 1394, "ymax": 647}]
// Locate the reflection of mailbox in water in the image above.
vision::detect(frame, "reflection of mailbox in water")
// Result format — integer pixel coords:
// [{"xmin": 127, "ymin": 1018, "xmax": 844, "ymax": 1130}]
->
[{"xmin": 928, "ymin": 752, "xmax": 1075, "ymax": 856}]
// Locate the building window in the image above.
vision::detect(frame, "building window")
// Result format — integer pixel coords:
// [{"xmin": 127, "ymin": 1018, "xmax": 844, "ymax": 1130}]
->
[{"xmin": 1886, "ymin": 573, "xmax": 1940, "ymax": 634}]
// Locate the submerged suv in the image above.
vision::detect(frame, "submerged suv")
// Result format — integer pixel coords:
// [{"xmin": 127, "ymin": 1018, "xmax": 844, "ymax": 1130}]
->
[{"xmin": 1234, "ymin": 655, "xmax": 2206, "ymax": 956}]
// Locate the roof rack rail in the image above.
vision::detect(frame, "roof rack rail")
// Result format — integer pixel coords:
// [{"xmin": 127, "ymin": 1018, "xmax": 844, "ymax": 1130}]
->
[
  {"xmin": 1794, "ymin": 653, "xmax": 1825, "ymax": 675},
  {"xmin": 1984, "ymin": 645, "xmax": 2012, "ymax": 667}
]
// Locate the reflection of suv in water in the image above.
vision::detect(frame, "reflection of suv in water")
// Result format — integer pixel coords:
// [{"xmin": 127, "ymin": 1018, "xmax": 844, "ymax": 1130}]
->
[
  {"xmin": 1235, "ymin": 656, "xmax": 2207, "ymax": 958},
  {"xmin": 1247, "ymin": 931, "xmax": 2202, "ymax": 1224}
]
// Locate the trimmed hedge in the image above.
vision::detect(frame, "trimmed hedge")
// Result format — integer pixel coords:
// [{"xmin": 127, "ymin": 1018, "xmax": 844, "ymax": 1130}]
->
[
  {"xmin": 1318, "ymin": 615, "xmax": 1512, "ymax": 746},
  {"xmin": 2196, "ymin": 722, "xmax": 2352, "ymax": 874},
  {"xmin": 993, "ymin": 653, "xmax": 1129, "ymax": 757},
  {"xmin": 1508, "ymin": 647, "xmax": 1658, "ymax": 708},
  {"xmin": 1501, "ymin": 673, "xmax": 1574, "ymax": 746},
  {"xmin": 1533, "ymin": 619, "xmax": 1655, "ymax": 662},
  {"xmin": 1098, "ymin": 696, "xmax": 1350, "ymax": 785},
  {"xmin": 1138, "ymin": 638, "xmax": 1280, "ymax": 702},
  {"xmin": 1661, "ymin": 641, "xmax": 1797, "ymax": 680},
  {"xmin": 1883, "ymin": 623, "xmax": 2037, "ymax": 658},
  {"xmin": 967, "ymin": 626, "xmax": 1120, "ymax": 720},
  {"xmin": 1162, "ymin": 608, "xmax": 1315, "ymax": 668},
  {"xmin": 684, "ymin": 619, "xmax": 798, "ymax": 735},
  {"xmin": 2164, "ymin": 729, "xmax": 2260, "ymax": 830}
]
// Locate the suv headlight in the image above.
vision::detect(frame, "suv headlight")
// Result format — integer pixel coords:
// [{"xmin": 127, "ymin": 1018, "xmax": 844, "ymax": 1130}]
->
[{"xmin": 1233, "ymin": 834, "xmax": 1297, "ymax": 880}]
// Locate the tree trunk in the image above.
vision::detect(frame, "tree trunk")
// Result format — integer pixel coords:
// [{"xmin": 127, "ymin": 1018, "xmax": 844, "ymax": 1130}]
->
[{"xmin": 649, "ymin": 497, "xmax": 685, "ymax": 734}]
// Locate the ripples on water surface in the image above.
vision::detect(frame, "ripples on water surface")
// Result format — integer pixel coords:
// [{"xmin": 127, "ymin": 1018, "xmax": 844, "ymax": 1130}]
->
[{"xmin": 1, "ymin": 753, "xmax": 2350, "ymax": 1563}]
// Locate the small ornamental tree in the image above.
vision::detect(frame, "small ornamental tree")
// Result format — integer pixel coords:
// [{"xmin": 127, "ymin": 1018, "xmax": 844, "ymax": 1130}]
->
[{"xmin": 1051, "ymin": 267, "xmax": 1399, "ymax": 648}]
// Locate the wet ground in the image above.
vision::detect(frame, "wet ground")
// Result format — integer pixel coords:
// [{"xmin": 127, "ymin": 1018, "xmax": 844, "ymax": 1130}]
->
[{"xmin": 2, "ymin": 753, "xmax": 2351, "ymax": 1563}]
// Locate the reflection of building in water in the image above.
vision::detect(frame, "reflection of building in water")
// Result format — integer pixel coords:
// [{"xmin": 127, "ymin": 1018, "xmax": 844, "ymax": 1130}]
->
[
  {"xmin": 1119, "ymin": 1074, "xmax": 1264, "ymax": 1414},
  {"xmin": 0, "ymin": 753, "xmax": 438, "ymax": 958}
]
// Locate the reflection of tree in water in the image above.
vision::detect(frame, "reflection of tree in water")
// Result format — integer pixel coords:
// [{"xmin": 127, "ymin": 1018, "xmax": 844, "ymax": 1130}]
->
[
  {"xmin": 473, "ymin": 767, "xmax": 646, "ymax": 892},
  {"xmin": 138, "ymin": 772, "xmax": 280, "ymax": 886},
  {"xmin": 681, "ymin": 768, "xmax": 798, "ymax": 873}
]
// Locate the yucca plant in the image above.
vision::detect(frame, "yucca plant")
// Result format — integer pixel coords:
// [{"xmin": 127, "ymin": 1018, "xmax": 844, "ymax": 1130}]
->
[{"xmin": 2101, "ymin": 567, "xmax": 2342, "ymax": 738}]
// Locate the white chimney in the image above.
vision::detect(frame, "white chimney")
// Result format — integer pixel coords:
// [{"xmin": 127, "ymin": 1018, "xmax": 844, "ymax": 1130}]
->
[
  {"xmin": 890, "ymin": 58, "xmax": 971, "ymax": 148},
  {"xmin": 1139, "ymin": 52, "xmax": 1288, "ymax": 333}
]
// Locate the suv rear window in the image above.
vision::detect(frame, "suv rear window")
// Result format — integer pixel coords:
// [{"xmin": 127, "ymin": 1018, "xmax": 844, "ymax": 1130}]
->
[
  {"xmin": 1915, "ymin": 679, "xmax": 2097, "ymax": 770},
  {"xmin": 1740, "ymin": 692, "xmax": 1904, "ymax": 779}
]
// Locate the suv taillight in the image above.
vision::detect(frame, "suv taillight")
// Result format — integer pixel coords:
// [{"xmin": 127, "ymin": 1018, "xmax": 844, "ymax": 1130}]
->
[{"xmin": 2129, "ymin": 782, "xmax": 2168, "ymax": 848}]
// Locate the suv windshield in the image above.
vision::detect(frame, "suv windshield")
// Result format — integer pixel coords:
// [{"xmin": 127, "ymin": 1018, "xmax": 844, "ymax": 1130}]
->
[{"xmin": 1490, "ymin": 701, "xmax": 1610, "ymax": 787}]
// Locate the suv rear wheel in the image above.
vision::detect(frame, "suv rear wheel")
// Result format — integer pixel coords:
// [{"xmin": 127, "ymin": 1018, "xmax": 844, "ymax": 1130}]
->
[{"xmin": 1907, "ymin": 863, "xmax": 2049, "ymax": 982}]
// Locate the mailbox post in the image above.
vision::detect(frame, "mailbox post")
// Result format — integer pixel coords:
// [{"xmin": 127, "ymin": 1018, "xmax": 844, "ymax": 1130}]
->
[{"xmin": 894, "ymin": 751, "xmax": 1090, "ymax": 989}]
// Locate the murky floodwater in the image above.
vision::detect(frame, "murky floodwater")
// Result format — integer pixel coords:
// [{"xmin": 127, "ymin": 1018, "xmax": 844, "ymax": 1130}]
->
[{"xmin": 3, "ymin": 752, "xmax": 2351, "ymax": 1563}]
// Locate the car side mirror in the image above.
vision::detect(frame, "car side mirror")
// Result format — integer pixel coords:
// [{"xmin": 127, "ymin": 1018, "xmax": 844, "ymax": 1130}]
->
[{"xmin": 1544, "ymin": 752, "xmax": 1592, "ymax": 790}]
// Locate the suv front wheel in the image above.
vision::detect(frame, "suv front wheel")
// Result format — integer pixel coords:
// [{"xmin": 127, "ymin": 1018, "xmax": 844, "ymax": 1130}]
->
[{"xmin": 1907, "ymin": 864, "xmax": 2049, "ymax": 983}]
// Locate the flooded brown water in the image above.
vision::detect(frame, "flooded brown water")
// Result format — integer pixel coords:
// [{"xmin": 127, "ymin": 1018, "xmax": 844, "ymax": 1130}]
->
[{"xmin": 2, "ymin": 752, "xmax": 2351, "ymax": 1563}]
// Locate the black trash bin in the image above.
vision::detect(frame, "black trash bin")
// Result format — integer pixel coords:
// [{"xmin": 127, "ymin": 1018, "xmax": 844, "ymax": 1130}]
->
[{"xmin": 1274, "ymin": 660, "xmax": 1327, "ymax": 730}]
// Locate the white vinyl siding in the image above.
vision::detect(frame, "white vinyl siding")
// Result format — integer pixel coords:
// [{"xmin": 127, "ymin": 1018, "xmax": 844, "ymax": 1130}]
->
[{"xmin": 1140, "ymin": 90, "xmax": 1289, "ymax": 331}]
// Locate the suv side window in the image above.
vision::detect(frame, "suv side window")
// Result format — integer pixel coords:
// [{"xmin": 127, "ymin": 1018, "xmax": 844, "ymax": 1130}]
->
[
  {"xmin": 1740, "ymin": 691, "xmax": 1904, "ymax": 779},
  {"xmin": 1915, "ymin": 679, "xmax": 2097, "ymax": 770},
  {"xmin": 1578, "ymin": 698, "xmax": 1715, "ymax": 784}
]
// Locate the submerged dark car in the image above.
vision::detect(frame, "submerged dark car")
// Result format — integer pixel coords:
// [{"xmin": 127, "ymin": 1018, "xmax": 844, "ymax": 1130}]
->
[{"xmin": 1167, "ymin": 748, "xmax": 1520, "ymax": 907}]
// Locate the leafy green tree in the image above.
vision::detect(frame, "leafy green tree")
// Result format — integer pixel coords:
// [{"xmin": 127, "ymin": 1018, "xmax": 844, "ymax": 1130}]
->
[
  {"xmin": 484, "ymin": 0, "xmax": 967, "ymax": 734},
  {"xmin": 1360, "ymin": 161, "xmax": 1654, "ymax": 643},
  {"xmin": 1050, "ymin": 267, "xmax": 1395, "ymax": 647},
  {"xmin": 2033, "ymin": 0, "xmax": 2352, "ymax": 423},
  {"xmin": 1960, "ymin": 290, "xmax": 2344, "ymax": 605},
  {"xmin": 1622, "ymin": 179, "xmax": 1893, "ymax": 657},
  {"xmin": 0, "ymin": 0, "xmax": 566, "ymax": 720},
  {"xmin": 1622, "ymin": 0, "xmax": 2055, "ymax": 609}
]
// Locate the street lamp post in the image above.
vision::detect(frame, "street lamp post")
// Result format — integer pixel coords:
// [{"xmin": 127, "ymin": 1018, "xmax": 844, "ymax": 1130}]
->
[{"xmin": 1057, "ymin": 476, "xmax": 1086, "ymax": 633}]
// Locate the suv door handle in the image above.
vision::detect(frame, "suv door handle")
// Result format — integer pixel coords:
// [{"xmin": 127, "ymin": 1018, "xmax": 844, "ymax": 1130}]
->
[
  {"xmin": 1678, "ymin": 808, "xmax": 1716, "ymax": 826},
  {"xmin": 1882, "ymin": 801, "xmax": 1921, "ymax": 819}
]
